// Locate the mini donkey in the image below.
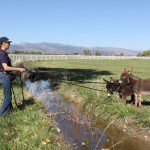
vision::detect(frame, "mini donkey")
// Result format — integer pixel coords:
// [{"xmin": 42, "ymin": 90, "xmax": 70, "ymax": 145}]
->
[
  {"xmin": 103, "ymin": 77, "xmax": 135, "ymax": 102},
  {"xmin": 120, "ymin": 69, "xmax": 150, "ymax": 106}
]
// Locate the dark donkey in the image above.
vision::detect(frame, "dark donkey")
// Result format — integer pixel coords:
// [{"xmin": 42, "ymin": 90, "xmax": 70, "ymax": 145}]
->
[
  {"xmin": 120, "ymin": 69, "xmax": 150, "ymax": 107},
  {"xmin": 103, "ymin": 77, "xmax": 135, "ymax": 102}
]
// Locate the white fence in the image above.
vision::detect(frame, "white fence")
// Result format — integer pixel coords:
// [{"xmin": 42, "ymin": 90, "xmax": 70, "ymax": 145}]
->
[{"xmin": 9, "ymin": 54, "xmax": 150, "ymax": 61}]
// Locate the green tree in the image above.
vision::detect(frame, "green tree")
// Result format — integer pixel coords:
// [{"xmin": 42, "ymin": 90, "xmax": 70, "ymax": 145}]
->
[
  {"xmin": 137, "ymin": 50, "xmax": 150, "ymax": 56},
  {"xmin": 115, "ymin": 52, "xmax": 124, "ymax": 56},
  {"xmin": 83, "ymin": 49, "xmax": 91, "ymax": 56},
  {"xmin": 74, "ymin": 53, "xmax": 80, "ymax": 55},
  {"xmin": 95, "ymin": 50, "xmax": 102, "ymax": 56}
]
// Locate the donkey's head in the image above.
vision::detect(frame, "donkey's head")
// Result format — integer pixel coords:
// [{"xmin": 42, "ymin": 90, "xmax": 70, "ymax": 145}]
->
[
  {"xmin": 120, "ymin": 68, "xmax": 133, "ymax": 84},
  {"xmin": 103, "ymin": 77, "xmax": 120, "ymax": 97}
]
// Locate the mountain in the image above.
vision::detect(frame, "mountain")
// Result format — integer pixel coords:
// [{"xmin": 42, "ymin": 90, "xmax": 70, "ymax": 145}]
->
[{"xmin": 9, "ymin": 42, "xmax": 141, "ymax": 55}]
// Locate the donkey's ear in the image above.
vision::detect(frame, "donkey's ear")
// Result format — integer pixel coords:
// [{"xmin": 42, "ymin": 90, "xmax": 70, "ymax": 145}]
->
[
  {"xmin": 130, "ymin": 68, "xmax": 133, "ymax": 73},
  {"xmin": 124, "ymin": 68, "xmax": 127, "ymax": 72},
  {"xmin": 110, "ymin": 77, "xmax": 114, "ymax": 82},
  {"xmin": 103, "ymin": 78, "xmax": 109, "ymax": 83}
]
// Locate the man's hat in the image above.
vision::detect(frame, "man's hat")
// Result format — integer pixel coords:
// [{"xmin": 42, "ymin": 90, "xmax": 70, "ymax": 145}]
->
[{"xmin": 0, "ymin": 37, "xmax": 12, "ymax": 44}]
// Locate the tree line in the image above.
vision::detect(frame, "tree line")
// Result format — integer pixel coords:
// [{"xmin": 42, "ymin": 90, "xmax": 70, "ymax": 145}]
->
[
  {"xmin": 8, "ymin": 49, "xmax": 150, "ymax": 56},
  {"xmin": 137, "ymin": 50, "xmax": 150, "ymax": 56}
]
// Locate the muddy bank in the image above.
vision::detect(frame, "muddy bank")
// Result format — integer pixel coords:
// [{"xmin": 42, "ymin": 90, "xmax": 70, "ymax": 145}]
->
[
  {"xmin": 26, "ymin": 80, "xmax": 108, "ymax": 149},
  {"xmin": 26, "ymin": 79, "xmax": 150, "ymax": 149},
  {"xmin": 59, "ymin": 88, "xmax": 150, "ymax": 149}
]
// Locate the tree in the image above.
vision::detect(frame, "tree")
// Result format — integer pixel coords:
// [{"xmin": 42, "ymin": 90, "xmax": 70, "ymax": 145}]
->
[
  {"xmin": 137, "ymin": 50, "xmax": 150, "ymax": 56},
  {"xmin": 9, "ymin": 51, "xmax": 42, "ymax": 54},
  {"xmin": 74, "ymin": 53, "xmax": 80, "ymax": 55},
  {"xmin": 83, "ymin": 49, "xmax": 91, "ymax": 56},
  {"xmin": 115, "ymin": 52, "xmax": 124, "ymax": 56},
  {"xmin": 95, "ymin": 50, "xmax": 102, "ymax": 56}
]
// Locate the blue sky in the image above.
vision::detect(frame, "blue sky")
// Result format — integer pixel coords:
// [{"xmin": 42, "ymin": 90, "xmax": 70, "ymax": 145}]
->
[{"xmin": 0, "ymin": 0, "xmax": 150, "ymax": 50}]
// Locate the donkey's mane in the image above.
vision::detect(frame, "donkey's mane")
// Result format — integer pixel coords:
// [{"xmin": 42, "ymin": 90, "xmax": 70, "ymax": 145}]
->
[{"xmin": 130, "ymin": 73, "xmax": 141, "ymax": 79}]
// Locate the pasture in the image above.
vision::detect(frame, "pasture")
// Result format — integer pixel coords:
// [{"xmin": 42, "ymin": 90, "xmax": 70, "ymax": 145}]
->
[
  {"xmin": 0, "ymin": 59, "xmax": 149, "ymax": 149},
  {"xmin": 24, "ymin": 59, "xmax": 150, "ymax": 135},
  {"xmin": 0, "ymin": 79, "xmax": 69, "ymax": 149}
]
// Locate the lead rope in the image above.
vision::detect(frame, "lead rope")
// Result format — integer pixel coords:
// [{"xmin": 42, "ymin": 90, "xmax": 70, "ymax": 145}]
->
[
  {"xmin": 20, "ymin": 72, "xmax": 25, "ymax": 105},
  {"xmin": 11, "ymin": 81, "xmax": 18, "ymax": 106},
  {"xmin": 60, "ymin": 80, "xmax": 107, "ymax": 92},
  {"xmin": 11, "ymin": 72, "xmax": 25, "ymax": 107}
]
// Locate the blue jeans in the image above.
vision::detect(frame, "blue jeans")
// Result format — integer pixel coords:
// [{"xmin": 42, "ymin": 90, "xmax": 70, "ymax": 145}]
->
[{"xmin": 0, "ymin": 73, "xmax": 13, "ymax": 116}]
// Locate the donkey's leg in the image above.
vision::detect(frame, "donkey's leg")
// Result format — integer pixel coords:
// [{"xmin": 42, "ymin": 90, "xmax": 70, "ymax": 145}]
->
[
  {"xmin": 119, "ymin": 93, "xmax": 122, "ymax": 99},
  {"xmin": 138, "ymin": 94, "xmax": 142, "ymax": 107},
  {"xmin": 130, "ymin": 94, "xmax": 135, "ymax": 104},
  {"xmin": 121, "ymin": 95, "xmax": 127, "ymax": 104},
  {"xmin": 131, "ymin": 94, "xmax": 135, "ymax": 101},
  {"xmin": 134, "ymin": 93, "xmax": 138, "ymax": 107}
]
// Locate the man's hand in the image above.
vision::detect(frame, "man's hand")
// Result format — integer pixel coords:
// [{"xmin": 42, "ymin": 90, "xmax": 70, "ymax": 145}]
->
[
  {"xmin": 2, "ymin": 63, "xmax": 26, "ymax": 72},
  {"xmin": 17, "ymin": 68, "xmax": 26, "ymax": 72}
]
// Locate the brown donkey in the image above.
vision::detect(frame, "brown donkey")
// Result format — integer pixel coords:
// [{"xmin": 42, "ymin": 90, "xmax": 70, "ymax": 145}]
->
[
  {"xmin": 103, "ymin": 77, "xmax": 135, "ymax": 102},
  {"xmin": 120, "ymin": 69, "xmax": 150, "ymax": 106}
]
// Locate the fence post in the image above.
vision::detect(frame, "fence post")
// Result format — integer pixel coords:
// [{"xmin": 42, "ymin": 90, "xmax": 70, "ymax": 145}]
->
[{"xmin": 8, "ymin": 54, "xmax": 150, "ymax": 61}]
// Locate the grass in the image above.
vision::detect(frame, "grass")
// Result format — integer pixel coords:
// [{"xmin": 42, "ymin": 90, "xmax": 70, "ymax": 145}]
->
[
  {"xmin": 0, "ymin": 81, "xmax": 69, "ymax": 149},
  {"xmin": 24, "ymin": 59, "xmax": 150, "ymax": 134},
  {"xmin": 1, "ymin": 59, "xmax": 148, "ymax": 149}
]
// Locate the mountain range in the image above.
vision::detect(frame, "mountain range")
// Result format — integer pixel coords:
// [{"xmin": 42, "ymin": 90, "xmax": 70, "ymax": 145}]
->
[{"xmin": 9, "ymin": 42, "xmax": 141, "ymax": 55}]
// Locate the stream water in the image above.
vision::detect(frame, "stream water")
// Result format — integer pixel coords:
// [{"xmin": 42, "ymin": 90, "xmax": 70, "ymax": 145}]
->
[{"xmin": 26, "ymin": 80, "xmax": 150, "ymax": 150}]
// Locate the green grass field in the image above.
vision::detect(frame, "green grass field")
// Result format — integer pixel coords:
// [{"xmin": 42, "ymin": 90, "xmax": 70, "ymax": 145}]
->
[
  {"xmin": 24, "ymin": 59, "xmax": 150, "ymax": 135},
  {"xmin": 0, "ymin": 59, "xmax": 149, "ymax": 149},
  {"xmin": 0, "ymin": 80, "xmax": 69, "ymax": 150}
]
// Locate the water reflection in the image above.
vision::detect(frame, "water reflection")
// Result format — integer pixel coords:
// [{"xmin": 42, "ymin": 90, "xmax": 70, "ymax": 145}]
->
[{"xmin": 26, "ymin": 80, "xmax": 150, "ymax": 150}]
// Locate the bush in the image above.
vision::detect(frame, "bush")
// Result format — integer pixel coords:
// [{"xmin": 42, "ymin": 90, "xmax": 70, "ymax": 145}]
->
[{"xmin": 137, "ymin": 50, "xmax": 150, "ymax": 56}]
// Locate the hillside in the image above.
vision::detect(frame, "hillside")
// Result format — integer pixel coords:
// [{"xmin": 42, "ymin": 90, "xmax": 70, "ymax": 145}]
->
[{"xmin": 9, "ymin": 42, "xmax": 140, "ymax": 55}]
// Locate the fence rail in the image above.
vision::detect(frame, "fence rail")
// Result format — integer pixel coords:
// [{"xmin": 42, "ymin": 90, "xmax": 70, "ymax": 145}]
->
[{"xmin": 9, "ymin": 54, "xmax": 150, "ymax": 61}]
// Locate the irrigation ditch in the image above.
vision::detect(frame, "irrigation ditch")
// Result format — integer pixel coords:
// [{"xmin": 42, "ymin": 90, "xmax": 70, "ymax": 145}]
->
[{"xmin": 25, "ymin": 79, "xmax": 150, "ymax": 150}]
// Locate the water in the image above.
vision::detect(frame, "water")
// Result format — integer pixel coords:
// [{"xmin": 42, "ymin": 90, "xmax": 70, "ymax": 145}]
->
[{"xmin": 26, "ymin": 80, "xmax": 150, "ymax": 150}]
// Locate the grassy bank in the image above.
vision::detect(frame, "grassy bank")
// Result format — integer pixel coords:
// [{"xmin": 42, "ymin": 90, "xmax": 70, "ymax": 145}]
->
[
  {"xmin": 24, "ymin": 59, "xmax": 150, "ymax": 141},
  {"xmin": 0, "ymin": 81, "xmax": 69, "ymax": 149}
]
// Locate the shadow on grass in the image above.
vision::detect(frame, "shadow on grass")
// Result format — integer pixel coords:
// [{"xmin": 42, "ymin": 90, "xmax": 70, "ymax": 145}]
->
[
  {"xmin": 126, "ymin": 99, "xmax": 150, "ymax": 106},
  {"xmin": 33, "ymin": 67, "xmax": 113, "ymax": 82},
  {"xmin": 15, "ymin": 97, "xmax": 35, "ymax": 110},
  {"xmin": 142, "ymin": 101, "xmax": 150, "ymax": 106}
]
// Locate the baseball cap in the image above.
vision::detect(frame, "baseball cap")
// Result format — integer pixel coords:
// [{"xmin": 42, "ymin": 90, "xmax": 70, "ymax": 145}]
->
[{"xmin": 0, "ymin": 37, "xmax": 12, "ymax": 44}]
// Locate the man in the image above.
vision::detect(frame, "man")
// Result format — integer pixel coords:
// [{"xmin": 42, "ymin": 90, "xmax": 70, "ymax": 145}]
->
[{"xmin": 0, "ymin": 36, "xmax": 25, "ymax": 116}]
